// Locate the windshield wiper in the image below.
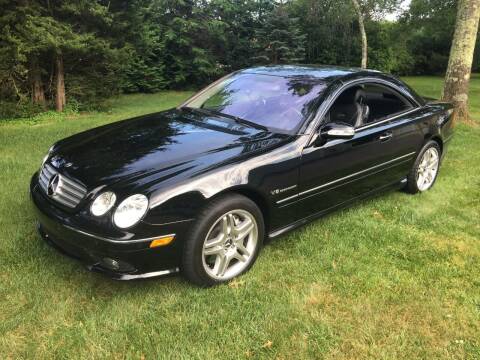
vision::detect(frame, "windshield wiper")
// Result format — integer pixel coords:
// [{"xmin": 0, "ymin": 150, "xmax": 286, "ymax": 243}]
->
[
  {"xmin": 182, "ymin": 107, "xmax": 268, "ymax": 132},
  {"xmin": 218, "ymin": 111, "xmax": 269, "ymax": 132}
]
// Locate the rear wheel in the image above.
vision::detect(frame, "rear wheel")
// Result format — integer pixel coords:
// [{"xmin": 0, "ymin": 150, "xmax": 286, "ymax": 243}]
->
[
  {"xmin": 406, "ymin": 140, "xmax": 441, "ymax": 194},
  {"xmin": 182, "ymin": 194, "xmax": 264, "ymax": 286}
]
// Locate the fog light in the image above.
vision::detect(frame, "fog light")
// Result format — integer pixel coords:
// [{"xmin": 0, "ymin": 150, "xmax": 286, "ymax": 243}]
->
[
  {"xmin": 149, "ymin": 235, "xmax": 175, "ymax": 248},
  {"xmin": 102, "ymin": 257, "xmax": 120, "ymax": 270}
]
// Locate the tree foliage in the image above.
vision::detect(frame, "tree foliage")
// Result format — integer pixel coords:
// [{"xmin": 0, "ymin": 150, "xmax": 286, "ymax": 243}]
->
[
  {"xmin": 252, "ymin": 4, "xmax": 306, "ymax": 64},
  {"xmin": 399, "ymin": 0, "xmax": 458, "ymax": 74},
  {"xmin": 0, "ymin": 0, "xmax": 479, "ymax": 118}
]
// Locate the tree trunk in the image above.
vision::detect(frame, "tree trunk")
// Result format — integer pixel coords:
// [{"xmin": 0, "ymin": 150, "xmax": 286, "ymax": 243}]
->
[
  {"xmin": 55, "ymin": 53, "xmax": 66, "ymax": 112},
  {"xmin": 352, "ymin": 0, "xmax": 367, "ymax": 69},
  {"xmin": 442, "ymin": 0, "xmax": 480, "ymax": 122},
  {"xmin": 29, "ymin": 58, "xmax": 45, "ymax": 107}
]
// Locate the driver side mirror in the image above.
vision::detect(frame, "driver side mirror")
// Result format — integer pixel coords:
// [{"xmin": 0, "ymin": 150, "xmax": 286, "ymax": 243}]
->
[{"xmin": 319, "ymin": 123, "xmax": 355, "ymax": 141}]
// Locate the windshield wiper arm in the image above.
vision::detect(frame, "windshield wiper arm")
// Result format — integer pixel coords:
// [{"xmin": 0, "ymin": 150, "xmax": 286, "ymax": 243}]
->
[
  {"xmin": 182, "ymin": 107, "xmax": 268, "ymax": 131},
  {"xmin": 222, "ymin": 113, "xmax": 269, "ymax": 131}
]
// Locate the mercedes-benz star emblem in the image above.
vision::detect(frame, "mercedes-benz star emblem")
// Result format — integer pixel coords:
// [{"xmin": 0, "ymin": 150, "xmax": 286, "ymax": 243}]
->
[{"xmin": 47, "ymin": 174, "xmax": 60, "ymax": 196}]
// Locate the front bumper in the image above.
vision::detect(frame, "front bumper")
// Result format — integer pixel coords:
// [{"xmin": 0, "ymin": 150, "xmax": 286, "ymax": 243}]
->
[{"xmin": 30, "ymin": 175, "xmax": 192, "ymax": 280}]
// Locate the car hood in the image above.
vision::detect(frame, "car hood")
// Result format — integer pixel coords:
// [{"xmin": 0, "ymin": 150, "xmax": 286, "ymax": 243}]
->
[{"xmin": 49, "ymin": 108, "xmax": 289, "ymax": 192}]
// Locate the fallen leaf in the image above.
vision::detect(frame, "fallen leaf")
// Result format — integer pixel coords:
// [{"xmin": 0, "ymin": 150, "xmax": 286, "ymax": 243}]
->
[
  {"xmin": 228, "ymin": 279, "xmax": 245, "ymax": 289},
  {"xmin": 262, "ymin": 340, "xmax": 273, "ymax": 349}
]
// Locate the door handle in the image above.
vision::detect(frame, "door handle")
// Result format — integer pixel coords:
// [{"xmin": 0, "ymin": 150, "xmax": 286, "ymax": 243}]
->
[{"xmin": 379, "ymin": 132, "xmax": 393, "ymax": 142}]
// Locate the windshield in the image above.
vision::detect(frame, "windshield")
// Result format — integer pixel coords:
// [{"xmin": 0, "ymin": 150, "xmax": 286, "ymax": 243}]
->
[{"xmin": 183, "ymin": 73, "xmax": 327, "ymax": 132}]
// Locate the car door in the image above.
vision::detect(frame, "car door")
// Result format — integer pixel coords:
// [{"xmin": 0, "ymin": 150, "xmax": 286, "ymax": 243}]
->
[{"xmin": 294, "ymin": 81, "xmax": 424, "ymax": 219}]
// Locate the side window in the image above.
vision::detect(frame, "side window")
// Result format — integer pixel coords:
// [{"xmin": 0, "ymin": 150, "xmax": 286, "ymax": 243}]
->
[
  {"xmin": 362, "ymin": 84, "xmax": 413, "ymax": 125},
  {"xmin": 325, "ymin": 83, "xmax": 414, "ymax": 129}
]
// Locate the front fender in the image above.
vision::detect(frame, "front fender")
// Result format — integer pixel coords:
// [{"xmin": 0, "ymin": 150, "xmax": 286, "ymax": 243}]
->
[
  {"xmin": 142, "ymin": 138, "xmax": 302, "ymax": 226},
  {"xmin": 142, "ymin": 164, "xmax": 254, "ymax": 225}
]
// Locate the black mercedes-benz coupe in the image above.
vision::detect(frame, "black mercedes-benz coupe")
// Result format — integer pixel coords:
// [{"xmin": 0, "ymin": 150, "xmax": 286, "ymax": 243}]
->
[{"xmin": 31, "ymin": 65, "xmax": 454, "ymax": 286}]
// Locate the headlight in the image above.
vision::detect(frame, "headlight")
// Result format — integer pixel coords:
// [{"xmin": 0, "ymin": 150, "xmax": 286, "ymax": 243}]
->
[
  {"xmin": 113, "ymin": 194, "xmax": 149, "ymax": 228},
  {"xmin": 91, "ymin": 191, "xmax": 117, "ymax": 216},
  {"xmin": 41, "ymin": 145, "xmax": 55, "ymax": 167}
]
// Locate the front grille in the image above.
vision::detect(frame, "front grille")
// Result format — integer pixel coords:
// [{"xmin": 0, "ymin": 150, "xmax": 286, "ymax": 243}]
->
[{"xmin": 38, "ymin": 163, "xmax": 87, "ymax": 208}]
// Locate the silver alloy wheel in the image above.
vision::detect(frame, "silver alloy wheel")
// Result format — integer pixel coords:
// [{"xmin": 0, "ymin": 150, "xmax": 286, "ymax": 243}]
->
[
  {"xmin": 416, "ymin": 147, "xmax": 440, "ymax": 191},
  {"xmin": 201, "ymin": 209, "xmax": 258, "ymax": 280}
]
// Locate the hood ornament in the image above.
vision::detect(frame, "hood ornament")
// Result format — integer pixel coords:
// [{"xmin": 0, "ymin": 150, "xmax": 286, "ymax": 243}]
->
[
  {"xmin": 47, "ymin": 174, "xmax": 60, "ymax": 196},
  {"xmin": 50, "ymin": 155, "xmax": 72, "ymax": 168}
]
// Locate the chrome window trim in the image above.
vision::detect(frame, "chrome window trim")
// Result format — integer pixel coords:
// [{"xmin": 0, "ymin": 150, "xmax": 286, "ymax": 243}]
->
[
  {"xmin": 276, "ymin": 151, "xmax": 416, "ymax": 204},
  {"xmin": 355, "ymin": 107, "xmax": 419, "ymax": 132}
]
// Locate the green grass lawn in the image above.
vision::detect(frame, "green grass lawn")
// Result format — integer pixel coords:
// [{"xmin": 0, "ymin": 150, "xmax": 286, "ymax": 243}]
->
[
  {"xmin": 403, "ymin": 74, "xmax": 480, "ymax": 121},
  {"xmin": 0, "ymin": 78, "xmax": 479, "ymax": 359}
]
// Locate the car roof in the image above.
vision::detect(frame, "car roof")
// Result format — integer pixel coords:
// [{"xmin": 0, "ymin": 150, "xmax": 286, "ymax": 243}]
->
[
  {"xmin": 238, "ymin": 64, "xmax": 424, "ymax": 107},
  {"xmin": 238, "ymin": 65, "xmax": 383, "ymax": 83}
]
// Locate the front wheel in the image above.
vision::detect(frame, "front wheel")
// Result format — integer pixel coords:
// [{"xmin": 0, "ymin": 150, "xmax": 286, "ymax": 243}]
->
[
  {"xmin": 182, "ymin": 194, "xmax": 264, "ymax": 287},
  {"xmin": 406, "ymin": 140, "xmax": 441, "ymax": 194}
]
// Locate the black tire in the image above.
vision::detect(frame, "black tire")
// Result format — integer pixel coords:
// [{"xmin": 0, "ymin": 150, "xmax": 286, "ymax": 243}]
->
[
  {"xmin": 406, "ymin": 140, "xmax": 441, "ymax": 194},
  {"xmin": 181, "ymin": 194, "xmax": 265, "ymax": 287}
]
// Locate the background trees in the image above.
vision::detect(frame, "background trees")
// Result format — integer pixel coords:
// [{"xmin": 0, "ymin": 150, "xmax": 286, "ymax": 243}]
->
[
  {"xmin": 400, "ymin": 0, "xmax": 458, "ymax": 74},
  {"xmin": 252, "ymin": 3, "xmax": 306, "ymax": 64},
  {"xmin": 350, "ymin": 0, "xmax": 401, "ymax": 68},
  {"xmin": 0, "ymin": 0, "xmax": 125, "ymax": 113},
  {"xmin": 0, "ymin": 0, "xmax": 479, "ymax": 118}
]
